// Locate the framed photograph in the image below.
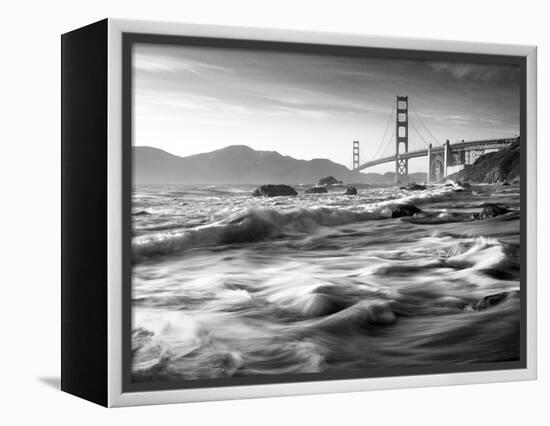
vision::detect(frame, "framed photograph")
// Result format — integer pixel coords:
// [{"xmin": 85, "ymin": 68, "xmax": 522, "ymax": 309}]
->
[{"xmin": 61, "ymin": 19, "xmax": 537, "ymax": 407}]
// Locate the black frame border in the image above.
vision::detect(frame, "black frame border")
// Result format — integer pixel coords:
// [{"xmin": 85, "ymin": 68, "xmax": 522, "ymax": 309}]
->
[
  {"xmin": 61, "ymin": 19, "xmax": 109, "ymax": 406},
  {"xmin": 122, "ymin": 32, "xmax": 528, "ymax": 394}
]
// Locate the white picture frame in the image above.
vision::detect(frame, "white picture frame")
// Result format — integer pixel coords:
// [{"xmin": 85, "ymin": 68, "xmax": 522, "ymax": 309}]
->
[{"xmin": 61, "ymin": 18, "xmax": 537, "ymax": 407}]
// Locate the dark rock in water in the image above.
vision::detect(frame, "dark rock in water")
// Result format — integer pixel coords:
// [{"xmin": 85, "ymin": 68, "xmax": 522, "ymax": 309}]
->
[
  {"xmin": 318, "ymin": 175, "xmax": 342, "ymax": 186},
  {"xmin": 512, "ymin": 177, "xmax": 520, "ymax": 184},
  {"xmin": 252, "ymin": 184, "xmax": 297, "ymax": 197},
  {"xmin": 445, "ymin": 183, "xmax": 454, "ymax": 187},
  {"xmin": 305, "ymin": 186, "xmax": 329, "ymax": 194},
  {"xmin": 473, "ymin": 204, "xmax": 510, "ymax": 220},
  {"xmin": 502, "ymin": 181, "xmax": 510, "ymax": 186},
  {"xmin": 391, "ymin": 204, "xmax": 422, "ymax": 218},
  {"xmin": 461, "ymin": 181, "xmax": 472, "ymax": 188},
  {"xmin": 400, "ymin": 182, "xmax": 426, "ymax": 191},
  {"xmin": 316, "ymin": 300, "xmax": 396, "ymax": 332},
  {"xmin": 133, "ymin": 210, "xmax": 150, "ymax": 216},
  {"xmin": 475, "ymin": 291, "xmax": 518, "ymax": 311},
  {"xmin": 299, "ymin": 294, "xmax": 343, "ymax": 317},
  {"xmin": 132, "ymin": 327, "xmax": 154, "ymax": 352},
  {"xmin": 344, "ymin": 186, "xmax": 358, "ymax": 195}
]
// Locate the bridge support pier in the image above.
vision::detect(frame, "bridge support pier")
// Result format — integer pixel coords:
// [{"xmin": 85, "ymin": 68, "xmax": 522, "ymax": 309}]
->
[
  {"xmin": 428, "ymin": 139, "xmax": 453, "ymax": 182},
  {"xmin": 427, "ymin": 143, "xmax": 431, "ymax": 183},
  {"xmin": 443, "ymin": 139, "xmax": 450, "ymax": 180}
]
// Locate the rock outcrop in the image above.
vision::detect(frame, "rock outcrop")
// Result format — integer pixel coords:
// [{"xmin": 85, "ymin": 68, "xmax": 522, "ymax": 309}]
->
[
  {"xmin": 391, "ymin": 204, "xmax": 422, "ymax": 218},
  {"xmin": 318, "ymin": 176, "xmax": 342, "ymax": 186},
  {"xmin": 400, "ymin": 182, "xmax": 426, "ymax": 191},
  {"xmin": 474, "ymin": 291, "xmax": 519, "ymax": 312},
  {"xmin": 344, "ymin": 186, "xmax": 358, "ymax": 195},
  {"xmin": 252, "ymin": 184, "xmax": 298, "ymax": 197},
  {"xmin": 472, "ymin": 204, "xmax": 510, "ymax": 220},
  {"xmin": 447, "ymin": 138, "xmax": 520, "ymax": 184},
  {"xmin": 305, "ymin": 186, "xmax": 329, "ymax": 194}
]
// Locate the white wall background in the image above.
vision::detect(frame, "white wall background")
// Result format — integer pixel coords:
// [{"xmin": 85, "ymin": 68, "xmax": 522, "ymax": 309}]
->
[{"xmin": 0, "ymin": 0, "xmax": 547, "ymax": 424}]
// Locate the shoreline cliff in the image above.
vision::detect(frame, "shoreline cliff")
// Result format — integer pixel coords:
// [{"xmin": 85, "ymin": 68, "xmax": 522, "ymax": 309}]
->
[{"xmin": 448, "ymin": 139, "xmax": 520, "ymax": 184}]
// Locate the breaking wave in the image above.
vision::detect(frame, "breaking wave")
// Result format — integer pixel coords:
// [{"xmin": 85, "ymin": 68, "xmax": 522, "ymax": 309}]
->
[
  {"xmin": 133, "ymin": 187, "xmax": 459, "ymax": 261},
  {"xmin": 134, "ymin": 206, "xmax": 383, "ymax": 260}
]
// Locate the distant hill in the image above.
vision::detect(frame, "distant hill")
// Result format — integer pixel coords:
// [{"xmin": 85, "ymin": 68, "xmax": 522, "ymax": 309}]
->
[
  {"xmin": 448, "ymin": 139, "xmax": 520, "ymax": 183},
  {"xmin": 134, "ymin": 145, "xmax": 426, "ymax": 185}
]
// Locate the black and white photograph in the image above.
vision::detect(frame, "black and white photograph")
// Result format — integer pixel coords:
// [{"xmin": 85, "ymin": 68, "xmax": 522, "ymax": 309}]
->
[
  {"xmin": 3, "ymin": 0, "xmax": 547, "ymax": 419},
  {"xmin": 129, "ymin": 41, "xmax": 524, "ymax": 385}
]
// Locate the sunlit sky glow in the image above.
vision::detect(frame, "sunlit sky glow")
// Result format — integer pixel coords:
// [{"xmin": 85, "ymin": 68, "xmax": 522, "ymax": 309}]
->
[{"xmin": 133, "ymin": 43, "xmax": 520, "ymax": 173}]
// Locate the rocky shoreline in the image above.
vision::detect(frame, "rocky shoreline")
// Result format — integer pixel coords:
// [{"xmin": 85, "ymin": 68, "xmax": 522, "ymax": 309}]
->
[
  {"xmin": 448, "ymin": 138, "xmax": 520, "ymax": 184},
  {"xmin": 251, "ymin": 178, "xmax": 514, "ymax": 224}
]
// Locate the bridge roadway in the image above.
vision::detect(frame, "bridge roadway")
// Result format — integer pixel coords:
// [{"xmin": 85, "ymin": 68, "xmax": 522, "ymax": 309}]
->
[{"xmin": 355, "ymin": 137, "xmax": 518, "ymax": 171}]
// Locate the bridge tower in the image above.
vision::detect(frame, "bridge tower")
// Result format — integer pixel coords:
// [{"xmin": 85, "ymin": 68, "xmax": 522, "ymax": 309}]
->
[
  {"xmin": 428, "ymin": 139, "xmax": 451, "ymax": 182},
  {"xmin": 395, "ymin": 95, "xmax": 409, "ymax": 183},
  {"xmin": 352, "ymin": 140, "xmax": 360, "ymax": 170}
]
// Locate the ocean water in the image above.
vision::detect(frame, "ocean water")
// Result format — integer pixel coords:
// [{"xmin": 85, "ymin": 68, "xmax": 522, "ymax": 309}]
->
[{"xmin": 131, "ymin": 183, "xmax": 521, "ymax": 382}]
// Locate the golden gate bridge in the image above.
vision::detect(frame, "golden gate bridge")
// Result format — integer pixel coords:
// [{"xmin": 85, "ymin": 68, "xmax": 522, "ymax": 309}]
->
[{"xmin": 352, "ymin": 96, "xmax": 519, "ymax": 182}]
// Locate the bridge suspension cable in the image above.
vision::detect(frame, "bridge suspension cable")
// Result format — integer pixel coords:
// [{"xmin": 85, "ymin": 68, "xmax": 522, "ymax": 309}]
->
[
  {"xmin": 380, "ymin": 126, "xmax": 396, "ymax": 158},
  {"xmin": 409, "ymin": 119, "xmax": 430, "ymax": 149},
  {"xmin": 409, "ymin": 100, "xmax": 440, "ymax": 145},
  {"xmin": 370, "ymin": 100, "xmax": 396, "ymax": 161}
]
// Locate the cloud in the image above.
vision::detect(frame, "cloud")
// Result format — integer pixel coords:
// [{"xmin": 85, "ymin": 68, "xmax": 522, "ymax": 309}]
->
[
  {"xmin": 426, "ymin": 62, "xmax": 520, "ymax": 84},
  {"xmin": 136, "ymin": 91, "xmax": 214, "ymax": 111},
  {"xmin": 270, "ymin": 105, "xmax": 333, "ymax": 120},
  {"xmin": 134, "ymin": 52, "xmax": 231, "ymax": 75}
]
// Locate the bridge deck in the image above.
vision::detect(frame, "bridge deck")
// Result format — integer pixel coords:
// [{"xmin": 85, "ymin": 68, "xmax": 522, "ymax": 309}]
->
[{"xmin": 356, "ymin": 137, "xmax": 518, "ymax": 171}]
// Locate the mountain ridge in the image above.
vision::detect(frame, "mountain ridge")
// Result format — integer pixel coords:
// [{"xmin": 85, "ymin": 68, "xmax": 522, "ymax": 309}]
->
[{"xmin": 134, "ymin": 145, "xmax": 426, "ymax": 185}]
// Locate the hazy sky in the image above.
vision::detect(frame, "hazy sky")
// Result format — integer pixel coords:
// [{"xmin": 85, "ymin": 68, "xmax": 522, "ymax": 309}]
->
[{"xmin": 133, "ymin": 43, "xmax": 520, "ymax": 173}]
